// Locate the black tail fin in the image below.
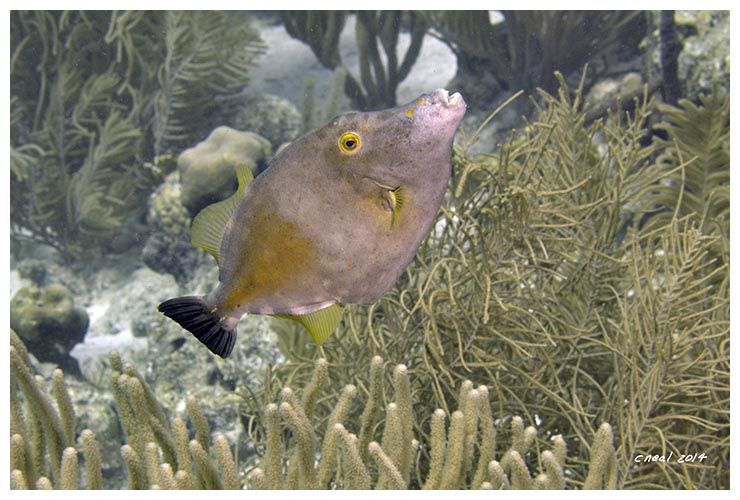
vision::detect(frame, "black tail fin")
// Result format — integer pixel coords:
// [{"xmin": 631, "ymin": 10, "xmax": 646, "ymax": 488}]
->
[{"xmin": 158, "ymin": 296, "xmax": 236, "ymax": 358}]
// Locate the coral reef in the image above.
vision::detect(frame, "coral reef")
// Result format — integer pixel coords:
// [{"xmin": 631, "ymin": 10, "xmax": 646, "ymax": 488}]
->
[
  {"xmin": 10, "ymin": 332, "xmax": 240, "ymax": 489},
  {"xmin": 584, "ymin": 72, "xmax": 646, "ymax": 123},
  {"xmin": 8, "ymin": 13, "xmax": 729, "ymax": 490},
  {"xmin": 629, "ymin": 90, "xmax": 730, "ymax": 265},
  {"xmin": 141, "ymin": 233, "xmax": 207, "ymax": 285},
  {"xmin": 177, "ymin": 126, "xmax": 272, "ymax": 216},
  {"xmin": 10, "ymin": 284, "xmax": 89, "ymax": 376},
  {"xmin": 424, "ymin": 11, "xmax": 646, "ymax": 104},
  {"xmin": 10, "ymin": 333, "xmax": 616, "ymax": 490},
  {"xmin": 247, "ymin": 357, "xmax": 608, "ymax": 489},
  {"xmin": 675, "ymin": 11, "xmax": 730, "ymax": 97},
  {"xmin": 658, "ymin": 11, "xmax": 681, "ymax": 105},
  {"xmin": 282, "ymin": 11, "xmax": 428, "ymax": 110},
  {"xmin": 10, "ymin": 11, "xmax": 264, "ymax": 260},
  {"xmin": 299, "ymin": 68, "xmax": 352, "ymax": 133},
  {"xmin": 14, "ymin": 258, "xmax": 81, "ymax": 290},
  {"xmin": 231, "ymin": 93, "xmax": 303, "ymax": 149},
  {"xmin": 350, "ymin": 11, "xmax": 428, "ymax": 109},
  {"xmin": 143, "ymin": 124, "xmax": 274, "ymax": 282},
  {"xmin": 142, "ymin": 171, "xmax": 206, "ymax": 283},
  {"xmin": 281, "ymin": 11, "xmax": 346, "ymax": 70},
  {"xmin": 641, "ymin": 11, "xmax": 730, "ymax": 105},
  {"xmin": 271, "ymin": 73, "xmax": 729, "ymax": 489},
  {"xmin": 146, "ymin": 172, "xmax": 192, "ymax": 239}
]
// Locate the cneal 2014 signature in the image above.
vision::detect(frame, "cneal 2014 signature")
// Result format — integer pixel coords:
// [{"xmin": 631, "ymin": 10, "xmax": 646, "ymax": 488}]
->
[{"xmin": 634, "ymin": 451, "xmax": 707, "ymax": 463}]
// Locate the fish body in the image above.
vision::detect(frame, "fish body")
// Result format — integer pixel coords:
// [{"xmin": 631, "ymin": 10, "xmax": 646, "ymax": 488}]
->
[{"xmin": 159, "ymin": 89, "xmax": 466, "ymax": 357}]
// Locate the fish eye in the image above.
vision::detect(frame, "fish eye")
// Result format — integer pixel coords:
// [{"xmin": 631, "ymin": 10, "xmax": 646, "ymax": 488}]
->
[{"xmin": 338, "ymin": 132, "xmax": 361, "ymax": 154}]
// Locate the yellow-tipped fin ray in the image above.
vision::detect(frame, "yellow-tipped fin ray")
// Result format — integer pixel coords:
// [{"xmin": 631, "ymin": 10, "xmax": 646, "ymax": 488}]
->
[
  {"xmin": 384, "ymin": 186, "xmax": 407, "ymax": 228},
  {"xmin": 190, "ymin": 163, "xmax": 254, "ymax": 262},
  {"xmin": 274, "ymin": 303, "xmax": 343, "ymax": 345}
]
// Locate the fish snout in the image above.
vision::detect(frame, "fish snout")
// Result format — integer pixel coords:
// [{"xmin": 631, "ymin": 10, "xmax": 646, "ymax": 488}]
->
[
  {"xmin": 416, "ymin": 89, "xmax": 466, "ymax": 128},
  {"xmin": 429, "ymin": 88, "xmax": 466, "ymax": 110}
]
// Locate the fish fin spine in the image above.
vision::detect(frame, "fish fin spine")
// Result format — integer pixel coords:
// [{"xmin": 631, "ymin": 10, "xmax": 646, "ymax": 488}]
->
[{"xmin": 158, "ymin": 296, "xmax": 237, "ymax": 358}]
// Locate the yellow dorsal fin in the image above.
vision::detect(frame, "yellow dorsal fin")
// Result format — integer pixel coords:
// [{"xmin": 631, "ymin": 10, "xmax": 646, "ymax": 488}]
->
[
  {"xmin": 190, "ymin": 163, "xmax": 254, "ymax": 262},
  {"xmin": 274, "ymin": 304, "xmax": 343, "ymax": 345},
  {"xmin": 385, "ymin": 186, "xmax": 407, "ymax": 228}
]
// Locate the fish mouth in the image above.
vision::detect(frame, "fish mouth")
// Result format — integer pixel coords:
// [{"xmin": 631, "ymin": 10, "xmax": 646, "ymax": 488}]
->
[{"xmin": 429, "ymin": 88, "xmax": 466, "ymax": 109}]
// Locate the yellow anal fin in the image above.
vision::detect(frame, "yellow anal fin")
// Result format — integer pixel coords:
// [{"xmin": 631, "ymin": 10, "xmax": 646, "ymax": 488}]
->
[
  {"xmin": 274, "ymin": 304, "xmax": 343, "ymax": 345},
  {"xmin": 384, "ymin": 186, "xmax": 407, "ymax": 228},
  {"xmin": 190, "ymin": 163, "xmax": 254, "ymax": 262}
]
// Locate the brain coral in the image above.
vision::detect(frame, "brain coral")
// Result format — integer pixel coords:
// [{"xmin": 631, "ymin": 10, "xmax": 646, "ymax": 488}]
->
[
  {"xmin": 10, "ymin": 283, "xmax": 89, "ymax": 375},
  {"xmin": 177, "ymin": 127, "xmax": 272, "ymax": 216}
]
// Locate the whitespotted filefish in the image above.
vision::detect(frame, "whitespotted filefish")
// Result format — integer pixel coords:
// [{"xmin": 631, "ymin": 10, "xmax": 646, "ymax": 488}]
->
[{"xmin": 159, "ymin": 89, "xmax": 467, "ymax": 357}]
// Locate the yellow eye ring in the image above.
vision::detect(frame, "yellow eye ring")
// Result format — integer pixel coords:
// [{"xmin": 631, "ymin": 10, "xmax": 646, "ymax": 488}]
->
[{"xmin": 338, "ymin": 132, "xmax": 361, "ymax": 154}]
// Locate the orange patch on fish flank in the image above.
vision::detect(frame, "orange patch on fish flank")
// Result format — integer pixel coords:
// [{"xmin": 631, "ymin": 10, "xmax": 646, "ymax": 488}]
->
[{"xmin": 221, "ymin": 215, "xmax": 316, "ymax": 312}]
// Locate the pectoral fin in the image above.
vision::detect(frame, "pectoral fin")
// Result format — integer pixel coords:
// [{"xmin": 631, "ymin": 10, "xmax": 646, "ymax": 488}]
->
[
  {"xmin": 274, "ymin": 303, "xmax": 343, "ymax": 345},
  {"xmin": 383, "ymin": 186, "xmax": 407, "ymax": 228}
]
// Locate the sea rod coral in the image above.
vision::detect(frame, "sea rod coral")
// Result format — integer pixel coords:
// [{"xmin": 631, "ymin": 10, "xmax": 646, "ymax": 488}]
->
[{"xmin": 10, "ymin": 332, "xmax": 616, "ymax": 489}]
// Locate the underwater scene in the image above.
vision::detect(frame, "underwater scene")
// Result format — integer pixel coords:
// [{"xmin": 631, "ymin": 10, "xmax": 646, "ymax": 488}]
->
[{"xmin": 9, "ymin": 11, "xmax": 730, "ymax": 489}]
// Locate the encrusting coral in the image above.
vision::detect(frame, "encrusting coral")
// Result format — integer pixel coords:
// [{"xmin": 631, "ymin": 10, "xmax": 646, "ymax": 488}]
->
[
  {"xmin": 146, "ymin": 172, "xmax": 192, "ymax": 240},
  {"xmin": 142, "ymin": 170, "xmax": 208, "ymax": 283},
  {"xmin": 10, "ymin": 332, "xmax": 617, "ymax": 490}
]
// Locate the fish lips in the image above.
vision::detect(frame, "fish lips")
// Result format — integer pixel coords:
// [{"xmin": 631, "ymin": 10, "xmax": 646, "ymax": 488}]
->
[
  {"xmin": 430, "ymin": 88, "xmax": 466, "ymax": 108},
  {"xmin": 416, "ymin": 88, "xmax": 467, "ymax": 124}
]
